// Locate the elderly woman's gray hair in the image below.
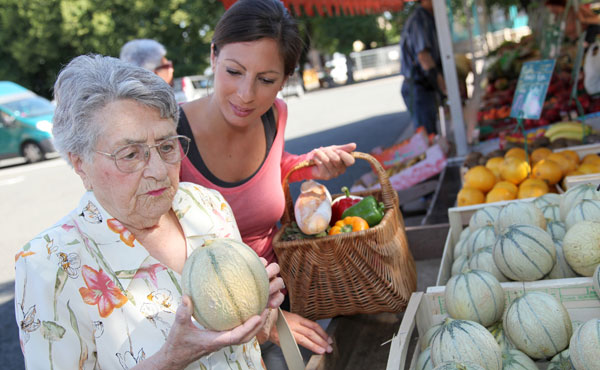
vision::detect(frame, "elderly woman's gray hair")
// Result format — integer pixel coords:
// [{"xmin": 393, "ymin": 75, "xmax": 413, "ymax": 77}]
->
[
  {"xmin": 120, "ymin": 39, "xmax": 167, "ymax": 71},
  {"xmin": 52, "ymin": 54, "xmax": 179, "ymax": 165}
]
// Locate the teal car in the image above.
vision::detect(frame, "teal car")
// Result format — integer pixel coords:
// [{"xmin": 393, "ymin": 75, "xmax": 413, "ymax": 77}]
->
[{"xmin": 0, "ymin": 81, "xmax": 55, "ymax": 163}]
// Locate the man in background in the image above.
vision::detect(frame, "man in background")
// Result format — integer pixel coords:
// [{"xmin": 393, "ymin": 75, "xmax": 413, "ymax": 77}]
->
[
  {"xmin": 120, "ymin": 39, "xmax": 174, "ymax": 86},
  {"xmin": 400, "ymin": 0, "xmax": 447, "ymax": 135}
]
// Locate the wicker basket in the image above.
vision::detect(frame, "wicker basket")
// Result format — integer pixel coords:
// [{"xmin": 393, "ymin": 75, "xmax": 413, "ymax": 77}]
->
[{"xmin": 272, "ymin": 152, "xmax": 417, "ymax": 320}]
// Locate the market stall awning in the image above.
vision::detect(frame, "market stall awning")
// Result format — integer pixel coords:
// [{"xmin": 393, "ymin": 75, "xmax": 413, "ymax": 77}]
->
[{"xmin": 219, "ymin": 0, "xmax": 406, "ymax": 16}]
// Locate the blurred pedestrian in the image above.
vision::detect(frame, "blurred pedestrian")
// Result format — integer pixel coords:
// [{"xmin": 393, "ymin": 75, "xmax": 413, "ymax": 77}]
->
[
  {"xmin": 399, "ymin": 0, "xmax": 447, "ymax": 135},
  {"xmin": 120, "ymin": 39, "xmax": 174, "ymax": 86}
]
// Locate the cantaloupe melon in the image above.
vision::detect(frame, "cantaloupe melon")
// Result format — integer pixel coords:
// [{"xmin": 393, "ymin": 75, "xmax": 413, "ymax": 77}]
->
[
  {"xmin": 503, "ymin": 291, "xmax": 572, "ymax": 359},
  {"xmin": 451, "ymin": 254, "xmax": 469, "ymax": 276},
  {"xmin": 547, "ymin": 240, "xmax": 578, "ymax": 279},
  {"xmin": 547, "ymin": 220, "xmax": 566, "ymax": 241},
  {"xmin": 493, "ymin": 224, "xmax": 556, "ymax": 281},
  {"xmin": 432, "ymin": 362, "xmax": 485, "ymax": 370},
  {"xmin": 181, "ymin": 238, "xmax": 269, "ymax": 331},
  {"xmin": 565, "ymin": 199, "xmax": 600, "ymax": 229},
  {"xmin": 420, "ymin": 322, "xmax": 443, "ymax": 351},
  {"xmin": 466, "ymin": 225, "xmax": 496, "ymax": 257},
  {"xmin": 495, "ymin": 202, "xmax": 546, "ymax": 233},
  {"xmin": 593, "ymin": 264, "xmax": 600, "ymax": 299},
  {"xmin": 547, "ymin": 349, "xmax": 572, "ymax": 370},
  {"xmin": 487, "ymin": 321, "xmax": 515, "ymax": 353},
  {"xmin": 416, "ymin": 347, "xmax": 434, "ymax": 370},
  {"xmin": 540, "ymin": 204, "xmax": 561, "ymax": 222},
  {"xmin": 562, "ymin": 220, "xmax": 600, "ymax": 276},
  {"xmin": 501, "ymin": 349, "xmax": 538, "ymax": 370},
  {"xmin": 468, "ymin": 246, "xmax": 508, "ymax": 282},
  {"xmin": 468, "ymin": 206, "xmax": 502, "ymax": 232},
  {"xmin": 454, "ymin": 238, "xmax": 469, "ymax": 259},
  {"xmin": 430, "ymin": 318, "xmax": 502, "ymax": 370},
  {"xmin": 559, "ymin": 183, "xmax": 600, "ymax": 220},
  {"xmin": 459, "ymin": 228, "xmax": 471, "ymax": 242},
  {"xmin": 533, "ymin": 193, "xmax": 562, "ymax": 208},
  {"xmin": 444, "ymin": 270, "xmax": 505, "ymax": 326},
  {"xmin": 569, "ymin": 319, "xmax": 600, "ymax": 369}
]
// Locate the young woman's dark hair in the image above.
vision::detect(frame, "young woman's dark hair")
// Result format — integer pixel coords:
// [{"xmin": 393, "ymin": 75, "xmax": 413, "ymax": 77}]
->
[{"xmin": 212, "ymin": 0, "xmax": 303, "ymax": 77}]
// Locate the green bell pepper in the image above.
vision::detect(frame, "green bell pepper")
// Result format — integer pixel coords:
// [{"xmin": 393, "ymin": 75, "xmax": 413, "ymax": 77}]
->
[{"xmin": 341, "ymin": 195, "xmax": 385, "ymax": 227}]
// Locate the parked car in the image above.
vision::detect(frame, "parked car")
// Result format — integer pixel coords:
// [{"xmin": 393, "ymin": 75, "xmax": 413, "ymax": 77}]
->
[
  {"xmin": 173, "ymin": 75, "xmax": 213, "ymax": 104},
  {"xmin": 0, "ymin": 81, "xmax": 55, "ymax": 163}
]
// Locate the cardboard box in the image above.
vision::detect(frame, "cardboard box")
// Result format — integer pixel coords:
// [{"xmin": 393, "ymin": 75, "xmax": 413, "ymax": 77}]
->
[{"xmin": 386, "ymin": 277, "xmax": 600, "ymax": 370}]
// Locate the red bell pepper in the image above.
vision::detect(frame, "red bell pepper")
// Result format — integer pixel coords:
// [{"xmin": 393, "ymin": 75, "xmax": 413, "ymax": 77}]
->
[{"xmin": 330, "ymin": 187, "xmax": 362, "ymax": 226}]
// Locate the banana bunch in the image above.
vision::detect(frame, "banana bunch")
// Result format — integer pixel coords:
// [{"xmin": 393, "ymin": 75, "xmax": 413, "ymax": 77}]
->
[{"xmin": 544, "ymin": 121, "xmax": 591, "ymax": 142}]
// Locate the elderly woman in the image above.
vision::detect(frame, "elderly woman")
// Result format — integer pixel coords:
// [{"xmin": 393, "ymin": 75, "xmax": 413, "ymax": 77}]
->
[{"xmin": 14, "ymin": 54, "xmax": 284, "ymax": 370}]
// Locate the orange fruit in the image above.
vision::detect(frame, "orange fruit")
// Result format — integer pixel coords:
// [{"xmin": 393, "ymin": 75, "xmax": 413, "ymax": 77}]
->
[
  {"xmin": 457, "ymin": 187, "xmax": 485, "ymax": 207},
  {"xmin": 530, "ymin": 147, "xmax": 552, "ymax": 164},
  {"xmin": 559, "ymin": 149, "xmax": 580, "ymax": 165},
  {"xmin": 546, "ymin": 152, "xmax": 576, "ymax": 175},
  {"xmin": 582, "ymin": 154, "xmax": 600, "ymax": 167},
  {"xmin": 505, "ymin": 147, "xmax": 528, "ymax": 161},
  {"xmin": 577, "ymin": 162, "xmax": 600, "ymax": 174},
  {"xmin": 493, "ymin": 181, "xmax": 518, "ymax": 195},
  {"xmin": 531, "ymin": 159, "xmax": 563, "ymax": 185},
  {"xmin": 486, "ymin": 187, "xmax": 516, "ymax": 203},
  {"xmin": 485, "ymin": 157, "xmax": 504, "ymax": 180},
  {"xmin": 518, "ymin": 178, "xmax": 549, "ymax": 199},
  {"xmin": 464, "ymin": 165, "xmax": 496, "ymax": 193},
  {"xmin": 500, "ymin": 157, "xmax": 531, "ymax": 185}
]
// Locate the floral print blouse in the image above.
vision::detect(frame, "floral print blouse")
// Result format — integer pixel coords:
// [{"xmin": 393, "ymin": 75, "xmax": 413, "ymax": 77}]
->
[{"xmin": 14, "ymin": 182, "xmax": 265, "ymax": 370}]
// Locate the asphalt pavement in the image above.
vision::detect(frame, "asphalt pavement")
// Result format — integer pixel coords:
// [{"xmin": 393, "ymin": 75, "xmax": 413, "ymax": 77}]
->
[{"xmin": 0, "ymin": 75, "xmax": 412, "ymax": 368}]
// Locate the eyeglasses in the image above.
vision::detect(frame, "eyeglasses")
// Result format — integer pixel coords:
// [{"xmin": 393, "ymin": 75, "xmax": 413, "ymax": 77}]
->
[
  {"xmin": 154, "ymin": 61, "xmax": 173, "ymax": 72},
  {"xmin": 96, "ymin": 135, "xmax": 191, "ymax": 173}
]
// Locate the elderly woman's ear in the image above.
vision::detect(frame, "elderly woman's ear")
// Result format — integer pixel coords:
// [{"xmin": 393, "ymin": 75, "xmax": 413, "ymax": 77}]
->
[{"xmin": 68, "ymin": 152, "xmax": 92, "ymax": 191}]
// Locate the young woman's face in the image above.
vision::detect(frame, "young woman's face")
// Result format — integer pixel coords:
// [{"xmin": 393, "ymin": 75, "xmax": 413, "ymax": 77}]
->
[{"xmin": 211, "ymin": 38, "xmax": 287, "ymax": 128}]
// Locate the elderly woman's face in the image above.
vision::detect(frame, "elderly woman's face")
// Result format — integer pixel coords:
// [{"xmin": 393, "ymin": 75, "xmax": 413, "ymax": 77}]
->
[{"xmin": 75, "ymin": 99, "xmax": 180, "ymax": 229}]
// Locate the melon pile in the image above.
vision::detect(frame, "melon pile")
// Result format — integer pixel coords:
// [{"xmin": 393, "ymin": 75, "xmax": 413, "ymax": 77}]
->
[
  {"xmin": 451, "ymin": 183, "xmax": 600, "ymax": 282},
  {"xmin": 457, "ymin": 148, "xmax": 600, "ymax": 207},
  {"xmin": 416, "ymin": 268, "xmax": 600, "ymax": 369}
]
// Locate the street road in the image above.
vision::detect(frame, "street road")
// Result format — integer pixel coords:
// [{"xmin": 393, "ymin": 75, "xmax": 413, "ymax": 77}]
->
[{"xmin": 0, "ymin": 74, "xmax": 410, "ymax": 367}]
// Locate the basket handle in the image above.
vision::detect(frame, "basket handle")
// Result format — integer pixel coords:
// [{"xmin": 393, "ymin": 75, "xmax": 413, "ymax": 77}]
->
[{"xmin": 281, "ymin": 151, "xmax": 399, "ymax": 225}]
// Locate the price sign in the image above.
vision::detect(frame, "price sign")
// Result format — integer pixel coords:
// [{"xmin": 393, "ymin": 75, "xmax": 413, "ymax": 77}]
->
[{"xmin": 510, "ymin": 59, "xmax": 556, "ymax": 120}]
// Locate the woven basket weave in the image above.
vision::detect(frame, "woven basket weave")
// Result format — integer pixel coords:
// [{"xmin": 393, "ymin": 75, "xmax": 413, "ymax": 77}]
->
[{"xmin": 272, "ymin": 152, "xmax": 417, "ymax": 320}]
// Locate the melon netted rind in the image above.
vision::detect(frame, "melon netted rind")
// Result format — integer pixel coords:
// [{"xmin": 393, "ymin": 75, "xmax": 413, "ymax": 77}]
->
[
  {"xmin": 559, "ymin": 183, "xmax": 600, "ymax": 221},
  {"xmin": 503, "ymin": 291, "xmax": 572, "ymax": 359},
  {"xmin": 487, "ymin": 321, "xmax": 516, "ymax": 353},
  {"xmin": 569, "ymin": 319, "xmax": 600, "ymax": 370},
  {"xmin": 547, "ymin": 349, "xmax": 572, "ymax": 370},
  {"xmin": 468, "ymin": 246, "xmax": 508, "ymax": 282},
  {"xmin": 453, "ymin": 238, "xmax": 469, "ymax": 259},
  {"xmin": 432, "ymin": 361, "xmax": 485, "ymax": 370},
  {"xmin": 565, "ymin": 199, "xmax": 600, "ymax": 229},
  {"xmin": 181, "ymin": 238, "xmax": 269, "ymax": 331},
  {"xmin": 501, "ymin": 349, "xmax": 538, "ymax": 370},
  {"xmin": 420, "ymin": 322, "xmax": 443, "ymax": 351},
  {"xmin": 466, "ymin": 225, "xmax": 496, "ymax": 257},
  {"xmin": 547, "ymin": 240, "xmax": 578, "ymax": 279},
  {"xmin": 430, "ymin": 318, "xmax": 502, "ymax": 370},
  {"xmin": 495, "ymin": 201, "xmax": 546, "ymax": 234},
  {"xmin": 416, "ymin": 347, "xmax": 434, "ymax": 370},
  {"xmin": 562, "ymin": 220, "xmax": 600, "ymax": 276},
  {"xmin": 451, "ymin": 254, "xmax": 469, "ymax": 277},
  {"xmin": 493, "ymin": 224, "xmax": 556, "ymax": 281},
  {"xmin": 459, "ymin": 228, "xmax": 471, "ymax": 242},
  {"xmin": 547, "ymin": 220, "xmax": 566, "ymax": 242},
  {"xmin": 445, "ymin": 270, "xmax": 505, "ymax": 326},
  {"xmin": 541, "ymin": 204, "xmax": 561, "ymax": 222},
  {"xmin": 468, "ymin": 206, "xmax": 502, "ymax": 232}
]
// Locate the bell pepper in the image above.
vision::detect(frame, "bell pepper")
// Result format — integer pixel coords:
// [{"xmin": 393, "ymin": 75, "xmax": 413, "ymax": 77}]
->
[
  {"xmin": 328, "ymin": 216, "xmax": 369, "ymax": 235},
  {"xmin": 341, "ymin": 195, "xmax": 385, "ymax": 227},
  {"xmin": 330, "ymin": 187, "xmax": 363, "ymax": 226}
]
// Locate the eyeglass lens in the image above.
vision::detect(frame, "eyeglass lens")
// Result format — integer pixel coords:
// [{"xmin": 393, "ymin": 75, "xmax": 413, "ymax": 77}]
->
[{"xmin": 114, "ymin": 136, "xmax": 190, "ymax": 172}]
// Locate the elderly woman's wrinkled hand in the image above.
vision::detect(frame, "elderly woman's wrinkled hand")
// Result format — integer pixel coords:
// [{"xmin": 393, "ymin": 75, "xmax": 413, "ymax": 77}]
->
[
  {"xmin": 143, "ymin": 296, "xmax": 269, "ymax": 370},
  {"xmin": 310, "ymin": 143, "xmax": 356, "ymax": 180}
]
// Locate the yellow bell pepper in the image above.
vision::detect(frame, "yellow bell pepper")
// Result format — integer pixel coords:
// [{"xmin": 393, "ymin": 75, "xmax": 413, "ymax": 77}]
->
[{"xmin": 328, "ymin": 216, "xmax": 369, "ymax": 235}]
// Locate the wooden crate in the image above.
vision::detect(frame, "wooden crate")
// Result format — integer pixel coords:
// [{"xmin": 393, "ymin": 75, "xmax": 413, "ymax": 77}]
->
[
  {"xmin": 386, "ymin": 277, "xmax": 600, "ymax": 370},
  {"xmin": 554, "ymin": 143, "xmax": 600, "ymax": 158},
  {"xmin": 436, "ymin": 198, "xmax": 535, "ymax": 286}
]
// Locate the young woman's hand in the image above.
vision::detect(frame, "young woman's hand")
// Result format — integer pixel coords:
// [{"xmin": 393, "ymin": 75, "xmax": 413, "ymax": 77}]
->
[
  {"xmin": 269, "ymin": 310, "xmax": 333, "ymax": 355},
  {"xmin": 309, "ymin": 143, "xmax": 356, "ymax": 180}
]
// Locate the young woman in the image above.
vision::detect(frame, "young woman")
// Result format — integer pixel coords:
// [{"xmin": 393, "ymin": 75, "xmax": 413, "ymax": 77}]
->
[{"xmin": 178, "ymin": 0, "xmax": 356, "ymax": 367}]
